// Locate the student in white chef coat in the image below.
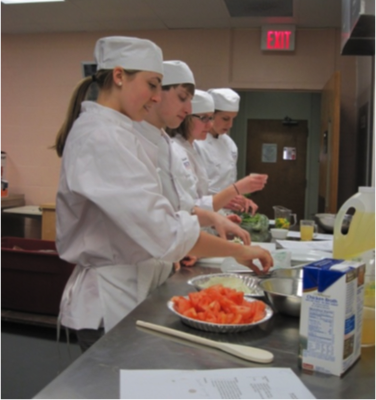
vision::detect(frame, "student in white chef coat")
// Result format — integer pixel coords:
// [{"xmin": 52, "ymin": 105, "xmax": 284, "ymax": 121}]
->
[
  {"xmin": 133, "ymin": 62, "xmax": 260, "ymax": 267},
  {"xmin": 167, "ymin": 90, "xmax": 267, "ymax": 215},
  {"xmin": 194, "ymin": 88, "xmax": 262, "ymax": 214},
  {"xmin": 54, "ymin": 38, "xmax": 273, "ymax": 351}
]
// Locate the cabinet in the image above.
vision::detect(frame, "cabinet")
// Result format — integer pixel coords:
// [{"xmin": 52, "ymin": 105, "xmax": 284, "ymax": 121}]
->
[{"xmin": 40, "ymin": 203, "xmax": 56, "ymax": 241}]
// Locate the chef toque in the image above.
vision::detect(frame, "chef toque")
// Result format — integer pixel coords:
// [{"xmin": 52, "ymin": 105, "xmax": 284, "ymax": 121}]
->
[
  {"xmin": 208, "ymin": 88, "xmax": 240, "ymax": 112},
  {"xmin": 162, "ymin": 60, "xmax": 195, "ymax": 86},
  {"xmin": 94, "ymin": 36, "xmax": 164, "ymax": 75},
  {"xmin": 191, "ymin": 90, "xmax": 215, "ymax": 114}
]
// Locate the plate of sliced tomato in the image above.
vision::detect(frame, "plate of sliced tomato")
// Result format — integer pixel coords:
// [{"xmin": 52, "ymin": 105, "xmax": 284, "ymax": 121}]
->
[{"xmin": 168, "ymin": 284, "xmax": 273, "ymax": 333}]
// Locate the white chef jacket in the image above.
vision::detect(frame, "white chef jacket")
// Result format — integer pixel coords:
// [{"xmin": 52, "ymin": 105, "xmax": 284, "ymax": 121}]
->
[
  {"xmin": 133, "ymin": 121, "xmax": 195, "ymax": 213},
  {"xmin": 194, "ymin": 133, "xmax": 238, "ymax": 194},
  {"xmin": 57, "ymin": 102, "xmax": 200, "ymax": 332},
  {"xmin": 171, "ymin": 134, "xmax": 213, "ymax": 211}
]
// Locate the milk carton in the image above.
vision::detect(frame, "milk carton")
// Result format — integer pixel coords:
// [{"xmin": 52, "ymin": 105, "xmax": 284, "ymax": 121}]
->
[{"xmin": 299, "ymin": 258, "xmax": 365, "ymax": 376}]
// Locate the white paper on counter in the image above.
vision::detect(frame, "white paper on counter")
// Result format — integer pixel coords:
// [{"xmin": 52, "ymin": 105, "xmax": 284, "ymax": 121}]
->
[
  {"xmin": 277, "ymin": 239, "xmax": 333, "ymax": 252},
  {"xmin": 120, "ymin": 368, "xmax": 316, "ymax": 399},
  {"xmin": 287, "ymin": 231, "xmax": 333, "ymax": 240}
]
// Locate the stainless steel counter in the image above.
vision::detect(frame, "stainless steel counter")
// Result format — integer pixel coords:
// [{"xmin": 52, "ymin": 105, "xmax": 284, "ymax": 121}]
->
[{"xmin": 34, "ymin": 265, "xmax": 375, "ymax": 399}]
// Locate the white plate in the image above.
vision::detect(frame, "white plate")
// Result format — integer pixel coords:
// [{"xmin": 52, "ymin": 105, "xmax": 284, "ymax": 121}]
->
[{"xmin": 290, "ymin": 250, "xmax": 332, "ymax": 263}]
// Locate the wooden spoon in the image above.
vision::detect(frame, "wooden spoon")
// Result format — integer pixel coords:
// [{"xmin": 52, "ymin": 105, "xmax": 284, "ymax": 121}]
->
[{"xmin": 136, "ymin": 320, "xmax": 273, "ymax": 364}]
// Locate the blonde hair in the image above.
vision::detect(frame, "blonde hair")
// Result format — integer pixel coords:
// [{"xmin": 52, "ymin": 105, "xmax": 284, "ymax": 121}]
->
[{"xmin": 53, "ymin": 69, "xmax": 137, "ymax": 157}]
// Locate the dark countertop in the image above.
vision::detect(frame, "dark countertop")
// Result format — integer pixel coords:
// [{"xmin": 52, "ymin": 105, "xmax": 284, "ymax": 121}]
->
[{"xmin": 34, "ymin": 264, "xmax": 375, "ymax": 399}]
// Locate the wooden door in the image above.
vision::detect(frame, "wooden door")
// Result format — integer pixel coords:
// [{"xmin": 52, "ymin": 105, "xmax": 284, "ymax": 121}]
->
[
  {"xmin": 318, "ymin": 71, "xmax": 341, "ymax": 213},
  {"xmin": 246, "ymin": 119, "xmax": 308, "ymax": 221}
]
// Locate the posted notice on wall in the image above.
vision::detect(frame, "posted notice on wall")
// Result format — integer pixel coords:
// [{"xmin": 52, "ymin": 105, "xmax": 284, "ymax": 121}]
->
[{"xmin": 120, "ymin": 367, "xmax": 315, "ymax": 399}]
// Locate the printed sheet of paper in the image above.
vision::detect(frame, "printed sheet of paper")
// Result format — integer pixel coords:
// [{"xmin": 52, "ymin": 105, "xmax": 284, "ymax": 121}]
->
[
  {"xmin": 286, "ymin": 231, "xmax": 334, "ymax": 241},
  {"xmin": 120, "ymin": 368, "xmax": 316, "ymax": 399},
  {"xmin": 277, "ymin": 239, "xmax": 333, "ymax": 252}
]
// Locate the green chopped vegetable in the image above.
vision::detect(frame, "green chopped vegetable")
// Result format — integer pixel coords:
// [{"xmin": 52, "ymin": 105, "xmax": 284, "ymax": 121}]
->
[{"xmin": 240, "ymin": 213, "xmax": 269, "ymax": 233}]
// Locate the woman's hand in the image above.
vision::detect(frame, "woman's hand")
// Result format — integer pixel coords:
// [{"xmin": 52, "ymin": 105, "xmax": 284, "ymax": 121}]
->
[
  {"xmin": 236, "ymin": 174, "xmax": 268, "ymax": 195},
  {"xmin": 244, "ymin": 197, "xmax": 258, "ymax": 216},
  {"xmin": 211, "ymin": 212, "xmax": 251, "ymax": 245},
  {"xmin": 226, "ymin": 214, "xmax": 242, "ymax": 224},
  {"xmin": 224, "ymin": 195, "xmax": 247, "ymax": 212},
  {"xmin": 223, "ymin": 195, "xmax": 258, "ymax": 215},
  {"xmin": 235, "ymin": 245, "xmax": 273, "ymax": 275},
  {"xmin": 180, "ymin": 255, "xmax": 198, "ymax": 268}
]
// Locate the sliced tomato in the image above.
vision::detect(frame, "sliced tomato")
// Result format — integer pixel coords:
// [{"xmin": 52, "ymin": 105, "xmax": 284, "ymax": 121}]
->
[
  {"xmin": 172, "ymin": 296, "xmax": 192, "ymax": 314},
  {"xmin": 227, "ymin": 290, "xmax": 244, "ymax": 305},
  {"xmin": 196, "ymin": 312, "xmax": 206, "ymax": 321},
  {"xmin": 231, "ymin": 305, "xmax": 254, "ymax": 322},
  {"xmin": 208, "ymin": 300, "xmax": 221, "ymax": 313},
  {"xmin": 188, "ymin": 291, "xmax": 202, "ymax": 307},
  {"xmin": 217, "ymin": 296, "xmax": 236, "ymax": 312},
  {"xmin": 183, "ymin": 307, "xmax": 198, "ymax": 319},
  {"xmin": 232, "ymin": 313, "xmax": 243, "ymax": 324},
  {"xmin": 171, "ymin": 286, "xmax": 267, "ymax": 325},
  {"xmin": 225, "ymin": 313, "xmax": 235, "ymax": 324},
  {"xmin": 217, "ymin": 311, "xmax": 227, "ymax": 324},
  {"xmin": 253, "ymin": 301, "xmax": 266, "ymax": 322},
  {"xmin": 203, "ymin": 310, "xmax": 218, "ymax": 323},
  {"xmin": 195, "ymin": 297, "xmax": 212, "ymax": 312}
]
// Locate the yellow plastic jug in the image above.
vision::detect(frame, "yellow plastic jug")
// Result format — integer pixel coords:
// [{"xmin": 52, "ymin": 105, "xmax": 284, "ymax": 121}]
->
[{"xmin": 333, "ymin": 186, "xmax": 375, "ymax": 307}]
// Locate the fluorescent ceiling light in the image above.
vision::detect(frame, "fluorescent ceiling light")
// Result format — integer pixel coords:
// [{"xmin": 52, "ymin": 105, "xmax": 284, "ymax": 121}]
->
[{"xmin": 2, "ymin": 0, "xmax": 65, "ymax": 4}]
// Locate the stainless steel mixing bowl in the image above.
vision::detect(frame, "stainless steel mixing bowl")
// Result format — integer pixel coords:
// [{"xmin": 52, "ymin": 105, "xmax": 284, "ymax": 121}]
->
[
  {"xmin": 258, "ymin": 277, "xmax": 302, "ymax": 317},
  {"xmin": 271, "ymin": 266, "xmax": 304, "ymax": 279}
]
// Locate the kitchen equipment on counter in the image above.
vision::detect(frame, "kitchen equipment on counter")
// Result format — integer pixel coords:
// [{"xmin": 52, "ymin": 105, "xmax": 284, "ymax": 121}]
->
[
  {"xmin": 136, "ymin": 320, "xmax": 274, "ymax": 363},
  {"xmin": 333, "ymin": 187, "xmax": 375, "ymax": 316},
  {"xmin": 271, "ymin": 266, "xmax": 304, "ymax": 279},
  {"xmin": 187, "ymin": 273, "xmax": 264, "ymax": 298},
  {"xmin": 273, "ymin": 205, "xmax": 297, "ymax": 229},
  {"xmin": 258, "ymin": 277, "xmax": 302, "ymax": 317},
  {"xmin": 167, "ymin": 297, "xmax": 273, "ymax": 333},
  {"xmin": 270, "ymin": 228, "xmax": 288, "ymax": 240},
  {"xmin": 315, "ymin": 213, "xmax": 352, "ymax": 233}
]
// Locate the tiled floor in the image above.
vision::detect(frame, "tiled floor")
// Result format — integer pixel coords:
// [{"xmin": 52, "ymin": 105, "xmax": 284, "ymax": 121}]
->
[{"xmin": 1, "ymin": 320, "xmax": 81, "ymax": 399}]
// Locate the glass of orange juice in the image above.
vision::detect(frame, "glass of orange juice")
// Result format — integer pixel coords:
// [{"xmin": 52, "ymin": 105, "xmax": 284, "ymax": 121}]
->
[
  {"xmin": 361, "ymin": 306, "xmax": 375, "ymax": 347},
  {"xmin": 300, "ymin": 220, "xmax": 318, "ymax": 241}
]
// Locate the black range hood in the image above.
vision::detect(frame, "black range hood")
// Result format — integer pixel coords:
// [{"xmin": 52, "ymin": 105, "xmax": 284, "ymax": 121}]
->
[{"xmin": 341, "ymin": 0, "xmax": 375, "ymax": 56}]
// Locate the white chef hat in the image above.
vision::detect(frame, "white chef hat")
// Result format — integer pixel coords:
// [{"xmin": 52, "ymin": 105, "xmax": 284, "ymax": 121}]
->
[
  {"xmin": 207, "ymin": 88, "xmax": 240, "ymax": 112},
  {"xmin": 94, "ymin": 36, "xmax": 164, "ymax": 75},
  {"xmin": 162, "ymin": 60, "xmax": 195, "ymax": 86},
  {"xmin": 191, "ymin": 90, "xmax": 215, "ymax": 114}
]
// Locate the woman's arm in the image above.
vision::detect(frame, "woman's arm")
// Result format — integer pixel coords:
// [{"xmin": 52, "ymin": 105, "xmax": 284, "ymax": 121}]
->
[
  {"xmin": 212, "ymin": 174, "xmax": 268, "ymax": 212},
  {"xmin": 187, "ymin": 230, "xmax": 273, "ymax": 275},
  {"xmin": 192, "ymin": 206, "xmax": 251, "ymax": 245}
]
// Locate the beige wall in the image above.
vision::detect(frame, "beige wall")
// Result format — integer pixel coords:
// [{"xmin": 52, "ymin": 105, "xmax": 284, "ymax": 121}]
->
[{"xmin": 2, "ymin": 28, "xmax": 356, "ymax": 206}]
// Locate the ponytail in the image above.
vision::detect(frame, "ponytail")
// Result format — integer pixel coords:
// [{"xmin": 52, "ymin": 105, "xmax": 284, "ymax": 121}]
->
[
  {"xmin": 54, "ymin": 76, "xmax": 93, "ymax": 157},
  {"xmin": 53, "ymin": 69, "xmax": 117, "ymax": 157}
]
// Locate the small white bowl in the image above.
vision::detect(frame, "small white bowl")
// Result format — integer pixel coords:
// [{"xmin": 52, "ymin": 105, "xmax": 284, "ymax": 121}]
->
[{"xmin": 270, "ymin": 228, "xmax": 289, "ymax": 240}]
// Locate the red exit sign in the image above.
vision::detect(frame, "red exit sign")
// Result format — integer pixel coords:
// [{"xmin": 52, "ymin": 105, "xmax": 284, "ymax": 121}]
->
[{"xmin": 261, "ymin": 25, "xmax": 295, "ymax": 51}]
